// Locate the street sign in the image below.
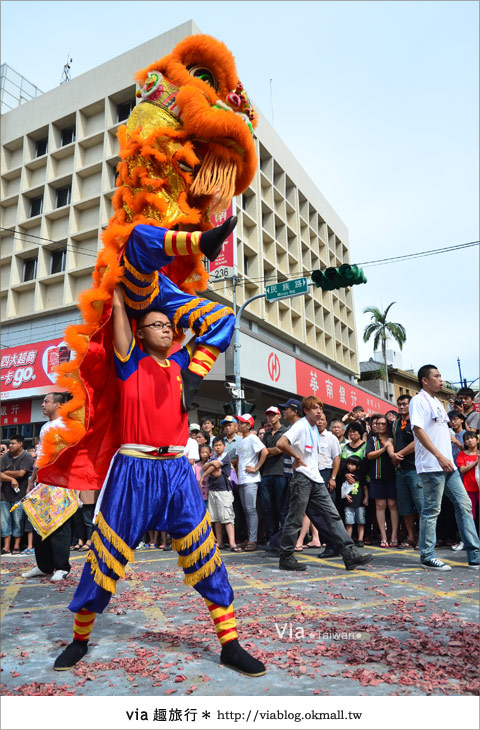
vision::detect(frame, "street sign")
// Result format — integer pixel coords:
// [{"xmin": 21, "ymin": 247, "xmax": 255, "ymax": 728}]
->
[{"xmin": 265, "ymin": 277, "xmax": 309, "ymax": 302}]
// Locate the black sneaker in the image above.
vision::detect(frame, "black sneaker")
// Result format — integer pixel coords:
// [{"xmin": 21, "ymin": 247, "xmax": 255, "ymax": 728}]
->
[
  {"xmin": 279, "ymin": 555, "xmax": 306, "ymax": 571},
  {"xmin": 54, "ymin": 640, "xmax": 89, "ymax": 670},
  {"xmin": 356, "ymin": 540, "xmax": 364, "ymax": 548},
  {"xmin": 318, "ymin": 547, "xmax": 340, "ymax": 558},
  {"xmin": 342, "ymin": 546, "xmax": 373, "ymax": 570},
  {"xmin": 220, "ymin": 639, "xmax": 266, "ymax": 676},
  {"xmin": 421, "ymin": 558, "xmax": 452, "ymax": 571},
  {"xmin": 200, "ymin": 216, "xmax": 238, "ymax": 262}
]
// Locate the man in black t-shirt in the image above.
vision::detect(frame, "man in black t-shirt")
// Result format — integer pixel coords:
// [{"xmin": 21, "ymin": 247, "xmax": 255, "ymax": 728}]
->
[
  {"xmin": 386, "ymin": 395, "xmax": 424, "ymax": 547},
  {"xmin": 1, "ymin": 435, "xmax": 34, "ymax": 555},
  {"xmin": 259, "ymin": 407, "xmax": 287, "ymax": 542}
]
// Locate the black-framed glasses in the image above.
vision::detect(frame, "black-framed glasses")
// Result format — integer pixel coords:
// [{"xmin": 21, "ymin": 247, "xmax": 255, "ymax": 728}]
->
[{"xmin": 137, "ymin": 321, "xmax": 173, "ymax": 331}]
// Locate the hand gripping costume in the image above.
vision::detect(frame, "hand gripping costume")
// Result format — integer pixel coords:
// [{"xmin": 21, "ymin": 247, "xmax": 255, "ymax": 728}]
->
[{"xmin": 39, "ymin": 34, "xmax": 265, "ymax": 676}]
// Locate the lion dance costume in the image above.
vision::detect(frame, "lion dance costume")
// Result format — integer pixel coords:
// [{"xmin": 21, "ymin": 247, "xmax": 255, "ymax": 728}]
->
[{"xmin": 37, "ymin": 34, "xmax": 265, "ymax": 675}]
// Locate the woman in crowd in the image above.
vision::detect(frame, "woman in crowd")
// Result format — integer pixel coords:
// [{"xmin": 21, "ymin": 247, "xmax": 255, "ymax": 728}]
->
[{"xmin": 366, "ymin": 415, "xmax": 399, "ymax": 547}]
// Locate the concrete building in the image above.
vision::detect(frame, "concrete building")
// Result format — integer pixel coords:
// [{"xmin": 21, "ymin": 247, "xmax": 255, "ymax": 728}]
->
[{"xmin": 1, "ymin": 20, "xmax": 392, "ymax": 442}]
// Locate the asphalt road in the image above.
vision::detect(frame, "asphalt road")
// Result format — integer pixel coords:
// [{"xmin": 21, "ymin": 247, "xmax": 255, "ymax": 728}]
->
[{"xmin": 1, "ymin": 544, "xmax": 478, "ymax": 697}]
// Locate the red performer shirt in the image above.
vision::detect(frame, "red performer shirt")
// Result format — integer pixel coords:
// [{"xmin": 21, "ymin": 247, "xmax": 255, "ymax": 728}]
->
[{"xmin": 114, "ymin": 340, "xmax": 190, "ymax": 447}]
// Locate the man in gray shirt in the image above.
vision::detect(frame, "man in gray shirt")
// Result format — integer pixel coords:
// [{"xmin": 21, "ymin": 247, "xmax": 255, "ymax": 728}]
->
[{"xmin": 1, "ymin": 435, "xmax": 34, "ymax": 555}]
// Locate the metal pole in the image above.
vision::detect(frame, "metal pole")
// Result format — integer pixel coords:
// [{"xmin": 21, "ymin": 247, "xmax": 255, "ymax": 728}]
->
[
  {"xmin": 233, "ymin": 293, "xmax": 266, "ymax": 415},
  {"xmin": 457, "ymin": 357, "xmax": 463, "ymax": 387}
]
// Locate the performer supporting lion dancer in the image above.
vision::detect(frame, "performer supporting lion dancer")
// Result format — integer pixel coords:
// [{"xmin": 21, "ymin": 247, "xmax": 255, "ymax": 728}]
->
[{"xmin": 36, "ymin": 35, "xmax": 266, "ymax": 675}]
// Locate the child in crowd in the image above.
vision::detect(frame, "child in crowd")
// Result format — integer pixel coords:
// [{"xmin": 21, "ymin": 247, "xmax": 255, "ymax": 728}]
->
[
  {"xmin": 448, "ymin": 410, "xmax": 466, "ymax": 465},
  {"xmin": 195, "ymin": 445, "xmax": 212, "ymax": 506},
  {"xmin": 203, "ymin": 437, "xmax": 241, "ymax": 552},
  {"xmin": 341, "ymin": 455, "xmax": 368, "ymax": 547},
  {"xmin": 457, "ymin": 432, "xmax": 479, "ymax": 521}
]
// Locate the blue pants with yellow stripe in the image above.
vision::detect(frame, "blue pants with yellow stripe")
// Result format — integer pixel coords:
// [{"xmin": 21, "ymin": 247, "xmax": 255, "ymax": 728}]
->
[{"xmin": 69, "ymin": 453, "xmax": 234, "ymax": 614}]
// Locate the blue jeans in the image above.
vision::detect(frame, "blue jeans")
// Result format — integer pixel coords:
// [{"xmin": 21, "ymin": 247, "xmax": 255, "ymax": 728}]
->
[
  {"xmin": 396, "ymin": 469, "xmax": 424, "ymax": 516},
  {"xmin": 418, "ymin": 470, "xmax": 479, "ymax": 564},
  {"xmin": 1, "ymin": 500, "xmax": 25, "ymax": 538},
  {"xmin": 259, "ymin": 475, "xmax": 286, "ymax": 540},
  {"xmin": 238, "ymin": 483, "xmax": 259, "ymax": 542}
]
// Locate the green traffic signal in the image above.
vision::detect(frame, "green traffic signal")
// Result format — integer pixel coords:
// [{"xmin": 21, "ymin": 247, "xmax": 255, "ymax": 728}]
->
[{"xmin": 312, "ymin": 264, "xmax": 367, "ymax": 291}]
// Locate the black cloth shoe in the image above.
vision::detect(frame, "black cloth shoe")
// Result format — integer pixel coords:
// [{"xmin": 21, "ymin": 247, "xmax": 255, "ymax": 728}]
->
[
  {"xmin": 54, "ymin": 640, "xmax": 88, "ymax": 671},
  {"xmin": 180, "ymin": 369, "xmax": 203, "ymax": 412},
  {"xmin": 279, "ymin": 555, "xmax": 306, "ymax": 571},
  {"xmin": 318, "ymin": 547, "xmax": 340, "ymax": 558},
  {"xmin": 342, "ymin": 545, "xmax": 373, "ymax": 570},
  {"xmin": 220, "ymin": 639, "xmax": 266, "ymax": 676},
  {"xmin": 200, "ymin": 216, "xmax": 238, "ymax": 261}
]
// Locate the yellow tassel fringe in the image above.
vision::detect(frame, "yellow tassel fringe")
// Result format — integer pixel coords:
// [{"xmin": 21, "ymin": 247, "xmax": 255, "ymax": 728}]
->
[
  {"xmin": 198, "ymin": 307, "xmax": 234, "ymax": 337},
  {"xmin": 171, "ymin": 512, "xmax": 210, "ymax": 552},
  {"xmin": 123, "ymin": 253, "xmax": 157, "ymax": 282},
  {"xmin": 121, "ymin": 274, "xmax": 158, "ymax": 296},
  {"xmin": 188, "ymin": 302, "xmax": 217, "ymax": 331},
  {"xmin": 92, "ymin": 530, "xmax": 126, "ymax": 579},
  {"xmin": 183, "ymin": 548, "xmax": 222, "ymax": 586},
  {"xmin": 176, "ymin": 529, "xmax": 215, "ymax": 569},
  {"xmin": 96, "ymin": 512, "xmax": 135, "ymax": 563},
  {"xmin": 172, "ymin": 296, "xmax": 205, "ymax": 331},
  {"xmin": 86, "ymin": 550, "xmax": 117, "ymax": 595}
]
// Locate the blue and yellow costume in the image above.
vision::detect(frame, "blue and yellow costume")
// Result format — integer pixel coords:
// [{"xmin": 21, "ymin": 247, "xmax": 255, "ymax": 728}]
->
[{"xmin": 69, "ymin": 339, "xmax": 237, "ymax": 645}]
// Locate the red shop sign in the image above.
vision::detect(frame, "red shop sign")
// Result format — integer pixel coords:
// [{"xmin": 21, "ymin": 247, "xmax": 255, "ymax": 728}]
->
[
  {"xmin": 0, "ymin": 399, "xmax": 32, "ymax": 425},
  {"xmin": 208, "ymin": 202, "xmax": 235, "ymax": 280},
  {"xmin": 295, "ymin": 360, "xmax": 394, "ymax": 414},
  {"xmin": 1, "ymin": 338, "xmax": 71, "ymax": 401}
]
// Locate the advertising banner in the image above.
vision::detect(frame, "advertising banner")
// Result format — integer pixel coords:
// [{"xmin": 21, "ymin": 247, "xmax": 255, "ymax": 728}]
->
[
  {"xmin": 295, "ymin": 360, "xmax": 394, "ymax": 413},
  {"xmin": 1, "ymin": 338, "xmax": 71, "ymax": 401},
  {"xmin": 0, "ymin": 400, "xmax": 32, "ymax": 426},
  {"xmin": 208, "ymin": 201, "xmax": 236, "ymax": 282}
]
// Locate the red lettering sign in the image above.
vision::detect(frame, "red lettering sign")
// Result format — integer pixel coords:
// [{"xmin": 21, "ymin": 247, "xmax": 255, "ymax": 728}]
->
[
  {"xmin": 268, "ymin": 352, "xmax": 281, "ymax": 382},
  {"xmin": 1, "ymin": 338, "xmax": 71, "ymax": 401},
  {"xmin": 295, "ymin": 360, "xmax": 395, "ymax": 413},
  {"xmin": 0, "ymin": 400, "xmax": 32, "ymax": 425}
]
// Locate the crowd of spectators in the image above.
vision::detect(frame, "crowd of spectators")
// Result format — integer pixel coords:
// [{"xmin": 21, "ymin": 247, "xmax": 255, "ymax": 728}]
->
[{"xmin": 1, "ymin": 383, "xmax": 478, "ymax": 567}]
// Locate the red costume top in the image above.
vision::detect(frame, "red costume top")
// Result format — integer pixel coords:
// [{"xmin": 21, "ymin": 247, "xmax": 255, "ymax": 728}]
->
[{"xmin": 114, "ymin": 340, "xmax": 189, "ymax": 447}]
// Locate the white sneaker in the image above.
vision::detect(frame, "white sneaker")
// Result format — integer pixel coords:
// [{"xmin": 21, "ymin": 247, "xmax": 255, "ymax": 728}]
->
[
  {"xmin": 467, "ymin": 563, "xmax": 479, "ymax": 570},
  {"xmin": 421, "ymin": 558, "xmax": 452, "ymax": 571},
  {"xmin": 451, "ymin": 542, "xmax": 464, "ymax": 551},
  {"xmin": 22, "ymin": 566, "xmax": 51, "ymax": 578},
  {"xmin": 50, "ymin": 570, "xmax": 69, "ymax": 582}
]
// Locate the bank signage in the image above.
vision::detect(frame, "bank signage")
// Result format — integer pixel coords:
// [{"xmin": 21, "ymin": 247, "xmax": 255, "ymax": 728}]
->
[{"xmin": 0, "ymin": 338, "xmax": 71, "ymax": 401}]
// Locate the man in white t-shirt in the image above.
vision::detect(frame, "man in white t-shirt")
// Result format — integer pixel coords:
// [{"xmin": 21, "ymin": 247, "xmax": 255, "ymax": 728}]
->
[
  {"xmin": 410, "ymin": 365, "xmax": 479, "ymax": 571},
  {"xmin": 277, "ymin": 396, "xmax": 373, "ymax": 572},
  {"xmin": 235, "ymin": 414, "xmax": 268, "ymax": 551}
]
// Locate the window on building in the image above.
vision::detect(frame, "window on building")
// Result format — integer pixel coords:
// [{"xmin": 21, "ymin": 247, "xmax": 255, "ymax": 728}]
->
[
  {"xmin": 56, "ymin": 185, "xmax": 71, "ymax": 208},
  {"xmin": 36, "ymin": 138, "xmax": 48, "ymax": 157},
  {"xmin": 61, "ymin": 126, "xmax": 76, "ymax": 146},
  {"xmin": 243, "ymin": 255, "xmax": 249, "ymax": 277},
  {"xmin": 50, "ymin": 249, "xmax": 66, "ymax": 274},
  {"xmin": 23, "ymin": 257, "xmax": 38, "ymax": 282},
  {"xmin": 29, "ymin": 195, "xmax": 43, "ymax": 217},
  {"xmin": 117, "ymin": 100, "xmax": 136, "ymax": 122}
]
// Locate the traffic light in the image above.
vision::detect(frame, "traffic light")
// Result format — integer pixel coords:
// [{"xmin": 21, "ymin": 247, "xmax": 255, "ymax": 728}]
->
[
  {"xmin": 311, "ymin": 264, "xmax": 367, "ymax": 291},
  {"xmin": 222, "ymin": 400, "xmax": 256, "ymax": 415}
]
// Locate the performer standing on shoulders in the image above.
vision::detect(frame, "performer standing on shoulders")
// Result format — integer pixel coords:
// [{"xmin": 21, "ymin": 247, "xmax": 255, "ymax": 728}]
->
[{"xmin": 53, "ymin": 285, "xmax": 266, "ymax": 677}]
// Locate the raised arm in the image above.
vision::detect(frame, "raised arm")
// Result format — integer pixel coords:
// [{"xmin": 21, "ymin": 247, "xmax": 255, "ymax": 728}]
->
[{"xmin": 112, "ymin": 285, "xmax": 133, "ymax": 359}]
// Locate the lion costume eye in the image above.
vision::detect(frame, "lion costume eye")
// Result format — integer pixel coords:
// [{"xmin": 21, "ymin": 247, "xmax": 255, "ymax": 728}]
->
[{"xmin": 187, "ymin": 65, "xmax": 219, "ymax": 91}]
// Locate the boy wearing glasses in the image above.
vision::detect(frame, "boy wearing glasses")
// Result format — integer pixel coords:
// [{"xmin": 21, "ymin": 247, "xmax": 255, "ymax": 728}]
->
[{"xmin": 53, "ymin": 286, "xmax": 266, "ymax": 678}]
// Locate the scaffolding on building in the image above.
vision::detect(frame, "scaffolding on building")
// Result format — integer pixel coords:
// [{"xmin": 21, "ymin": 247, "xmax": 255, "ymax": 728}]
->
[{"xmin": 1, "ymin": 63, "xmax": 44, "ymax": 115}]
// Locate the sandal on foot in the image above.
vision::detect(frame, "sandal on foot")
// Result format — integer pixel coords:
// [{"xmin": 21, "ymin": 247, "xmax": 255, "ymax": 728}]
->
[
  {"xmin": 80, "ymin": 543, "xmax": 91, "ymax": 551},
  {"xmin": 244, "ymin": 542, "xmax": 257, "ymax": 552},
  {"xmin": 294, "ymin": 545, "xmax": 304, "ymax": 552},
  {"xmin": 231, "ymin": 545, "xmax": 242, "ymax": 552},
  {"xmin": 54, "ymin": 640, "xmax": 88, "ymax": 671},
  {"xmin": 389, "ymin": 541, "xmax": 399, "ymax": 548},
  {"xmin": 380, "ymin": 541, "xmax": 389, "ymax": 548},
  {"xmin": 220, "ymin": 639, "xmax": 266, "ymax": 676},
  {"xmin": 11, "ymin": 549, "xmax": 21, "ymax": 555}
]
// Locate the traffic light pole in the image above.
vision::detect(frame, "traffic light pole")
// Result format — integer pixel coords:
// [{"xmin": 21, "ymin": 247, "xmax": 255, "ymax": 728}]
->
[{"xmin": 232, "ymin": 292, "xmax": 266, "ymax": 415}]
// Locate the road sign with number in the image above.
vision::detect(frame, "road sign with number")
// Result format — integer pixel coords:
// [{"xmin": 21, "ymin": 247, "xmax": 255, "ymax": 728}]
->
[{"xmin": 265, "ymin": 277, "xmax": 309, "ymax": 302}]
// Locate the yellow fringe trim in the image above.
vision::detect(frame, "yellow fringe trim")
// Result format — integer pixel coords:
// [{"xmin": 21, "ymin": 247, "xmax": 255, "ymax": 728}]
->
[
  {"xmin": 171, "ymin": 511, "xmax": 210, "ymax": 552},
  {"xmin": 86, "ymin": 551, "xmax": 117, "ymax": 595},
  {"xmin": 121, "ymin": 274, "xmax": 158, "ymax": 296},
  {"xmin": 92, "ymin": 531, "xmax": 126, "ymax": 579},
  {"xmin": 176, "ymin": 529, "xmax": 215, "ymax": 569},
  {"xmin": 172, "ymin": 297, "xmax": 206, "ymax": 331},
  {"xmin": 123, "ymin": 278, "xmax": 160, "ymax": 310},
  {"xmin": 123, "ymin": 254, "xmax": 157, "ymax": 282},
  {"xmin": 198, "ymin": 306, "xmax": 234, "ymax": 337},
  {"xmin": 183, "ymin": 548, "xmax": 222, "ymax": 587},
  {"xmin": 188, "ymin": 301, "xmax": 217, "ymax": 331},
  {"xmin": 96, "ymin": 512, "xmax": 135, "ymax": 563}
]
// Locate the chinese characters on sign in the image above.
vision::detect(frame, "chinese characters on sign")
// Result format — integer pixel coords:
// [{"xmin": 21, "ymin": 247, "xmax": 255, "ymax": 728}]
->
[
  {"xmin": 1, "ymin": 339, "xmax": 71, "ymax": 401},
  {"xmin": 0, "ymin": 400, "xmax": 32, "ymax": 426}
]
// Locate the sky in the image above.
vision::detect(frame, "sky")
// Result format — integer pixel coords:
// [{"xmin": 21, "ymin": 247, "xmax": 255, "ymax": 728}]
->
[{"xmin": 2, "ymin": 0, "xmax": 479, "ymax": 388}]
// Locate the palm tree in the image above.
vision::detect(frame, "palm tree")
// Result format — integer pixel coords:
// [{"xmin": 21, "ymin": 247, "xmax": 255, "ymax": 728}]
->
[{"xmin": 362, "ymin": 302, "xmax": 406, "ymax": 401}]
